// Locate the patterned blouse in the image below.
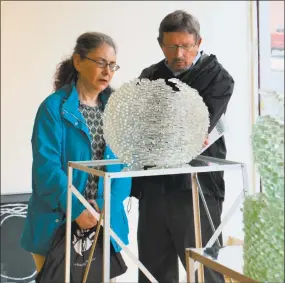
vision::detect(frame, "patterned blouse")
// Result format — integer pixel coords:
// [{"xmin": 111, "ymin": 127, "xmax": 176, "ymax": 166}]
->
[{"xmin": 78, "ymin": 102, "xmax": 105, "ymax": 200}]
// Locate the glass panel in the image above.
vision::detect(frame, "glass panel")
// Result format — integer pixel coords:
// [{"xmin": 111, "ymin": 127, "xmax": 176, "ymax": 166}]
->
[{"xmin": 194, "ymin": 245, "xmax": 244, "ymax": 274}]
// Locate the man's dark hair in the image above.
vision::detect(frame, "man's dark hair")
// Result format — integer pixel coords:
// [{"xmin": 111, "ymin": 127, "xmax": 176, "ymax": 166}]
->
[{"xmin": 158, "ymin": 10, "xmax": 201, "ymax": 44}]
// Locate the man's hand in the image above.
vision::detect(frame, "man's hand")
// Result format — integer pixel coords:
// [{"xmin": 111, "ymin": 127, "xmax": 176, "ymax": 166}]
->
[
  {"xmin": 75, "ymin": 200, "xmax": 99, "ymax": 229},
  {"xmin": 202, "ymin": 136, "xmax": 209, "ymax": 149}
]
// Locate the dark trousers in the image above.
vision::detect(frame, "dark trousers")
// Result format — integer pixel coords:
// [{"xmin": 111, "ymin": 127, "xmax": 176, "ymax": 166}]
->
[{"xmin": 137, "ymin": 189, "xmax": 225, "ymax": 283}]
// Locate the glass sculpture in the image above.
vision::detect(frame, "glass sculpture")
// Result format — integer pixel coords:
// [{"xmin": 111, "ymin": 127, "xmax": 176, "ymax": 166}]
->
[
  {"xmin": 103, "ymin": 78, "xmax": 209, "ymax": 170},
  {"xmin": 243, "ymin": 91, "xmax": 284, "ymax": 282}
]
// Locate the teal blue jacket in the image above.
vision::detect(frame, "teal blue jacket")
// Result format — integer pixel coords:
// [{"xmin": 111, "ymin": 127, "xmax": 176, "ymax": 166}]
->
[{"xmin": 20, "ymin": 84, "xmax": 131, "ymax": 256}]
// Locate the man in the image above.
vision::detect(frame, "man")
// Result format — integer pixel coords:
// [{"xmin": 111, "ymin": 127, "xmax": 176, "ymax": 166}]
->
[{"xmin": 131, "ymin": 10, "xmax": 235, "ymax": 283}]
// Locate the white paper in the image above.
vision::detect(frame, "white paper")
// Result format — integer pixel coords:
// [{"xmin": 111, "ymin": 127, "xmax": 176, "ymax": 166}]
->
[{"xmin": 200, "ymin": 114, "xmax": 227, "ymax": 153}]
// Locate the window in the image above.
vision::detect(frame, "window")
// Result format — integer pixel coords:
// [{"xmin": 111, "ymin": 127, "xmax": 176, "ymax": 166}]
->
[{"xmin": 258, "ymin": 0, "xmax": 284, "ymax": 115}]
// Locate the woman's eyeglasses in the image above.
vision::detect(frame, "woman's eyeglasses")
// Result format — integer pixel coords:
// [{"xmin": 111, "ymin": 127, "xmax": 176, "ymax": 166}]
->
[{"xmin": 82, "ymin": 56, "xmax": 120, "ymax": 72}]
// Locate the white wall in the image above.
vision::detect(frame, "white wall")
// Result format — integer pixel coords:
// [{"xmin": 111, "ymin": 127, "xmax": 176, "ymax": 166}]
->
[{"xmin": 1, "ymin": 1, "xmax": 256, "ymax": 281}]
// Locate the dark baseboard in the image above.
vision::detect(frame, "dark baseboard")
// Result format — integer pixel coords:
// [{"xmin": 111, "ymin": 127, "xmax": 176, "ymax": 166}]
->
[{"xmin": 1, "ymin": 193, "xmax": 31, "ymax": 204}]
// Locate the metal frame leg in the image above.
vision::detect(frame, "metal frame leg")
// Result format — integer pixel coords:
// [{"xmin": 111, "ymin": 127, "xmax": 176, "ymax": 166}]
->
[
  {"xmin": 103, "ymin": 175, "xmax": 111, "ymax": 282},
  {"xmin": 191, "ymin": 173, "xmax": 204, "ymax": 283},
  {"xmin": 186, "ymin": 249, "xmax": 196, "ymax": 283},
  {"xmin": 65, "ymin": 166, "xmax": 73, "ymax": 283}
]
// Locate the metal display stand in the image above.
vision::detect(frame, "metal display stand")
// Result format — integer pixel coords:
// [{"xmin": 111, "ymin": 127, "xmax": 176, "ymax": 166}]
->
[{"xmin": 65, "ymin": 156, "xmax": 249, "ymax": 283}]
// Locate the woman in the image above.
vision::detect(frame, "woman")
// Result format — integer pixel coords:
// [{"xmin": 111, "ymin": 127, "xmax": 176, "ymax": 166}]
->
[{"xmin": 20, "ymin": 32, "xmax": 131, "ymax": 273}]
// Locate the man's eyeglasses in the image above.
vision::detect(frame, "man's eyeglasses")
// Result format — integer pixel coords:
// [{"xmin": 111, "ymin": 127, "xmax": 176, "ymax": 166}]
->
[
  {"xmin": 82, "ymin": 56, "xmax": 120, "ymax": 72},
  {"xmin": 162, "ymin": 43, "xmax": 197, "ymax": 52}
]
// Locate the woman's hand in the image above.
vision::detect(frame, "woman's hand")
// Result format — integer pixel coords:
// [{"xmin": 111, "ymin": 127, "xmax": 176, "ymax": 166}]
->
[{"xmin": 75, "ymin": 200, "xmax": 100, "ymax": 229}]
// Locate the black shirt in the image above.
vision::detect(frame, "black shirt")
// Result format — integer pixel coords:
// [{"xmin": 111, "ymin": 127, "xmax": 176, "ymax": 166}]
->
[{"xmin": 131, "ymin": 53, "xmax": 235, "ymax": 199}]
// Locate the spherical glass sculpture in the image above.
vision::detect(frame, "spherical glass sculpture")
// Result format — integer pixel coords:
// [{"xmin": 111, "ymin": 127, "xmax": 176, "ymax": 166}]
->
[
  {"xmin": 103, "ymin": 78, "xmax": 209, "ymax": 170},
  {"xmin": 243, "ymin": 92, "xmax": 284, "ymax": 282}
]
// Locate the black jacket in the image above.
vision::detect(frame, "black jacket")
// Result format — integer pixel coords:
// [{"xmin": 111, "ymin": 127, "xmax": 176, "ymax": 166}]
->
[{"xmin": 131, "ymin": 53, "xmax": 235, "ymax": 199}]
